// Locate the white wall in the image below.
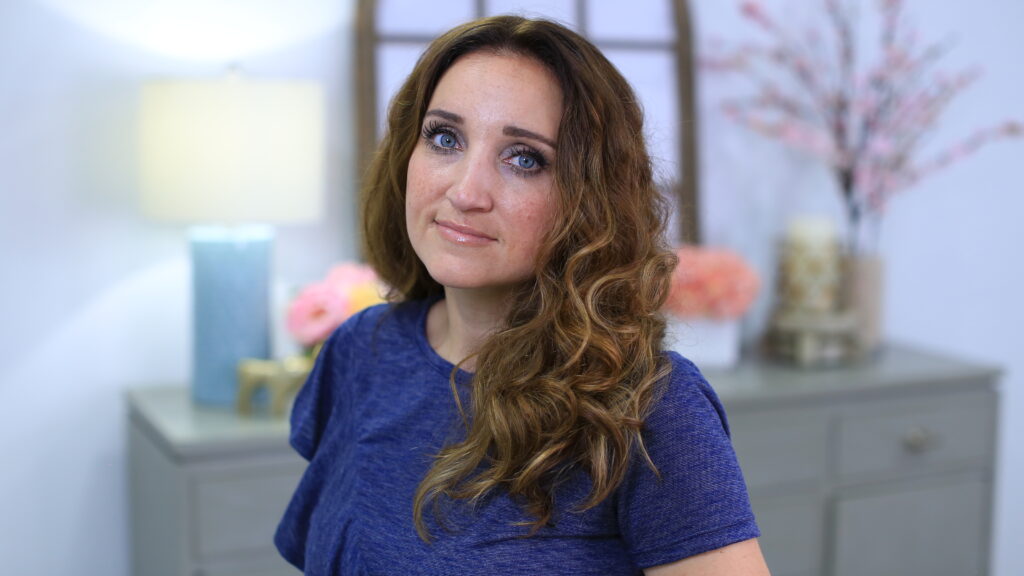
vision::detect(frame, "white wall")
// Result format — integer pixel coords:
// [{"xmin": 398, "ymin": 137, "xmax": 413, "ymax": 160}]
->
[
  {"xmin": 0, "ymin": 1, "xmax": 356, "ymax": 574},
  {"xmin": 694, "ymin": 2, "xmax": 1024, "ymax": 575},
  {"xmin": 0, "ymin": 0, "xmax": 1020, "ymax": 575}
]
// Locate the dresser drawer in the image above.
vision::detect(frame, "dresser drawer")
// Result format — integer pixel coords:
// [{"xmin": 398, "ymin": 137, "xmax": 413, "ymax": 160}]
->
[
  {"xmin": 729, "ymin": 407, "xmax": 829, "ymax": 490},
  {"xmin": 832, "ymin": 475, "xmax": 989, "ymax": 576},
  {"xmin": 836, "ymin": 390, "xmax": 995, "ymax": 480},
  {"xmin": 750, "ymin": 491, "xmax": 824, "ymax": 576},
  {"xmin": 191, "ymin": 461, "xmax": 305, "ymax": 560}
]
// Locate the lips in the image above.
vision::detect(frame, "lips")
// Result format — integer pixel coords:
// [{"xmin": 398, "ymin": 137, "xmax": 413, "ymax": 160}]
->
[{"xmin": 433, "ymin": 219, "xmax": 497, "ymax": 245}]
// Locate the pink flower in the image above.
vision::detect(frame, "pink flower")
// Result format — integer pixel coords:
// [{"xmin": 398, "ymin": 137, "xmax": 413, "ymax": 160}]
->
[
  {"xmin": 664, "ymin": 247, "xmax": 760, "ymax": 320},
  {"xmin": 706, "ymin": 0, "xmax": 1022, "ymax": 254},
  {"xmin": 325, "ymin": 262, "xmax": 379, "ymax": 291},
  {"xmin": 286, "ymin": 282, "xmax": 351, "ymax": 346},
  {"xmin": 286, "ymin": 262, "xmax": 388, "ymax": 347},
  {"xmin": 741, "ymin": 1, "xmax": 775, "ymax": 31}
]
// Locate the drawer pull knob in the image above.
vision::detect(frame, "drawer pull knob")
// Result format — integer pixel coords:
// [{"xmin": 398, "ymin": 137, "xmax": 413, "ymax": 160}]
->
[{"xmin": 903, "ymin": 426, "xmax": 936, "ymax": 453}]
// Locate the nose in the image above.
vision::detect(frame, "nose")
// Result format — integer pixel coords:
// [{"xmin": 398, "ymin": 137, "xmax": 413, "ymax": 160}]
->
[{"xmin": 446, "ymin": 151, "xmax": 495, "ymax": 212}]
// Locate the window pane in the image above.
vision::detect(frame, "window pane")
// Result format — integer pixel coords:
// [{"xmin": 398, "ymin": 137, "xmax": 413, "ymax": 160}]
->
[
  {"xmin": 378, "ymin": 0, "xmax": 475, "ymax": 36},
  {"xmin": 485, "ymin": 0, "xmax": 578, "ymax": 30},
  {"xmin": 602, "ymin": 49, "xmax": 681, "ymax": 184},
  {"xmin": 588, "ymin": 0, "xmax": 674, "ymax": 42},
  {"xmin": 376, "ymin": 43, "xmax": 428, "ymax": 137}
]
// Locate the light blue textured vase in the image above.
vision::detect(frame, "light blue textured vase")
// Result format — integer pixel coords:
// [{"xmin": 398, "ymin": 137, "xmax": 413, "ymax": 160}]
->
[{"xmin": 190, "ymin": 226, "xmax": 273, "ymax": 407}]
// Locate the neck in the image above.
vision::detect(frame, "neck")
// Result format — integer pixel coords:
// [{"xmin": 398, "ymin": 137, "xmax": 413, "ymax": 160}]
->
[{"xmin": 426, "ymin": 287, "xmax": 513, "ymax": 371}]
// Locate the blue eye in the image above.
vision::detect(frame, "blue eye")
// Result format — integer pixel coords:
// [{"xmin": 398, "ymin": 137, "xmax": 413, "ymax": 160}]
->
[
  {"xmin": 421, "ymin": 121, "xmax": 460, "ymax": 152},
  {"xmin": 433, "ymin": 132, "xmax": 457, "ymax": 149},
  {"xmin": 515, "ymin": 155, "xmax": 536, "ymax": 170},
  {"xmin": 505, "ymin": 146, "xmax": 548, "ymax": 175}
]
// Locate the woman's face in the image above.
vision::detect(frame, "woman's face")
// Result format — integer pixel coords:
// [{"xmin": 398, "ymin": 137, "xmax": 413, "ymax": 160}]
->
[{"xmin": 405, "ymin": 51, "xmax": 562, "ymax": 294}]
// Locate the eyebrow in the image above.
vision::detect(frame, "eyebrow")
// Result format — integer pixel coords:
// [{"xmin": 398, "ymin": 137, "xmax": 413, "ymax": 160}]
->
[
  {"xmin": 424, "ymin": 109, "xmax": 462, "ymax": 124},
  {"xmin": 503, "ymin": 126, "xmax": 557, "ymax": 150},
  {"xmin": 424, "ymin": 108, "xmax": 557, "ymax": 150}
]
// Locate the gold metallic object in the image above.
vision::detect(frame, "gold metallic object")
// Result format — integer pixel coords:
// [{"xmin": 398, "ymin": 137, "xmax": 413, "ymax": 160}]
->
[{"xmin": 236, "ymin": 355, "xmax": 314, "ymax": 417}]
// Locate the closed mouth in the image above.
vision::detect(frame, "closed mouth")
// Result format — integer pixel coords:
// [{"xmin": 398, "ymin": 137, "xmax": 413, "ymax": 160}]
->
[{"xmin": 434, "ymin": 219, "xmax": 497, "ymax": 241}]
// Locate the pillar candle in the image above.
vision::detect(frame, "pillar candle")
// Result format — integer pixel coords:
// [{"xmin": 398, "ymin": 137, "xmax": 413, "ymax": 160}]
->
[
  {"xmin": 190, "ymin": 226, "xmax": 273, "ymax": 407},
  {"xmin": 780, "ymin": 216, "xmax": 841, "ymax": 313}
]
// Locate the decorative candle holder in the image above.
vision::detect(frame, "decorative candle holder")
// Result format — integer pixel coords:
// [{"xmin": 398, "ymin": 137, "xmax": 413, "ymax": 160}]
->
[
  {"xmin": 767, "ymin": 216, "xmax": 860, "ymax": 367},
  {"xmin": 778, "ymin": 218, "xmax": 842, "ymax": 314}
]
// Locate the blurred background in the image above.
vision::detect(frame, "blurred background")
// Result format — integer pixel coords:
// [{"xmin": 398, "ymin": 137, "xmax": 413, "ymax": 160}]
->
[{"xmin": 0, "ymin": 0, "xmax": 1021, "ymax": 574}]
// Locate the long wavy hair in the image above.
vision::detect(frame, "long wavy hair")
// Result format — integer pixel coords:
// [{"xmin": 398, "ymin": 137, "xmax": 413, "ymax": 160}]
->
[{"xmin": 360, "ymin": 15, "xmax": 678, "ymax": 540}]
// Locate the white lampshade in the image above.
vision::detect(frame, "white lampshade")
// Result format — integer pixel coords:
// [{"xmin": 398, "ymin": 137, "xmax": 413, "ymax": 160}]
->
[{"xmin": 140, "ymin": 77, "xmax": 324, "ymax": 224}]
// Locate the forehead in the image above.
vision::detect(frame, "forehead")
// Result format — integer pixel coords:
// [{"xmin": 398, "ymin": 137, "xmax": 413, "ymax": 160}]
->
[{"xmin": 427, "ymin": 51, "xmax": 564, "ymax": 130}]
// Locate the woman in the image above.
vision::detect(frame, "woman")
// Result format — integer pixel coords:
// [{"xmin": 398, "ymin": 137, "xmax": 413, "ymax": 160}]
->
[{"xmin": 276, "ymin": 15, "xmax": 770, "ymax": 576}]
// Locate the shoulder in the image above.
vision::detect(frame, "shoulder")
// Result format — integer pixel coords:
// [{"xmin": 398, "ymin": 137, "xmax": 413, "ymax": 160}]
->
[
  {"xmin": 321, "ymin": 299, "xmax": 425, "ymax": 354},
  {"xmin": 615, "ymin": 352, "xmax": 758, "ymax": 567},
  {"xmin": 287, "ymin": 300, "xmax": 427, "ymax": 460},
  {"xmin": 645, "ymin": 351, "xmax": 732, "ymax": 440},
  {"xmin": 330, "ymin": 301, "xmax": 394, "ymax": 340}
]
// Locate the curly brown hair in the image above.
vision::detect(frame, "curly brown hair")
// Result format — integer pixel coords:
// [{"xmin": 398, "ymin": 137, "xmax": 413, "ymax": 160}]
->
[{"xmin": 360, "ymin": 15, "xmax": 678, "ymax": 540}]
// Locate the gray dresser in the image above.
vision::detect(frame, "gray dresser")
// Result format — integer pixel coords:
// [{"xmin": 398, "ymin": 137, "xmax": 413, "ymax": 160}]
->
[
  {"xmin": 707, "ymin": 344, "xmax": 1000, "ymax": 576},
  {"xmin": 127, "ymin": 388, "xmax": 304, "ymax": 576},
  {"xmin": 127, "ymin": 344, "xmax": 999, "ymax": 575}
]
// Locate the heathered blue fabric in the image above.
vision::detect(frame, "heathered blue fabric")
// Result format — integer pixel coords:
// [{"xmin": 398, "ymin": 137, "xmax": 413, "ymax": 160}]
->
[{"xmin": 274, "ymin": 300, "xmax": 759, "ymax": 575}]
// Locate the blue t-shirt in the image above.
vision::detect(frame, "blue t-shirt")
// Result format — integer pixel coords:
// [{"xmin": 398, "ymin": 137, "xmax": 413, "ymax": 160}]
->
[{"xmin": 275, "ymin": 300, "xmax": 759, "ymax": 575}]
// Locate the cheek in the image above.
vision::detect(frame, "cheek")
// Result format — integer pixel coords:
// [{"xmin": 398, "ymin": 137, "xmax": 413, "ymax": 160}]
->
[
  {"xmin": 405, "ymin": 152, "xmax": 431, "ymax": 220},
  {"xmin": 511, "ymin": 192, "xmax": 558, "ymax": 252},
  {"xmin": 406, "ymin": 148, "xmax": 450, "ymax": 202}
]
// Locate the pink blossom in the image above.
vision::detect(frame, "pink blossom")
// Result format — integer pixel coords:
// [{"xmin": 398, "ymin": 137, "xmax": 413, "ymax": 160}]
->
[
  {"xmin": 740, "ymin": 1, "xmax": 775, "ymax": 31},
  {"xmin": 286, "ymin": 262, "xmax": 388, "ymax": 347},
  {"xmin": 885, "ymin": 48, "xmax": 909, "ymax": 69},
  {"xmin": 867, "ymin": 136, "xmax": 894, "ymax": 157},
  {"xmin": 286, "ymin": 282, "xmax": 351, "ymax": 346},
  {"xmin": 664, "ymin": 247, "xmax": 760, "ymax": 320},
  {"xmin": 707, "ymin": 0, "xmax": 1022, "ymax": 253},
  {"xmin": 776, "ymin": 122, "xmax": 837, "ymax": 159},
  {"xmin": 325, "ymin": 262, "xmax": 379, "ymax": 294}
]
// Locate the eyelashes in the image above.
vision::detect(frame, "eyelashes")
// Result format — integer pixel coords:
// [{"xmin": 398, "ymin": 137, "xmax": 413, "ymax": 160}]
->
[
  {"xmin": 422, "ymin": 120, "xmax": 460, "ymax": 153},
  {"xmin": 505, "ymin": 145, "xmax": 548, "ymax": 174},
  {"xmin": 420, "ymin": 120, "xmax": 551, "ymax": 177}
]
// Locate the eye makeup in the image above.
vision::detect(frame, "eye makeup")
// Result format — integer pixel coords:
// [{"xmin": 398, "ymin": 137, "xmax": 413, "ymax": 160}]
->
[
  {"xmin": 419, "ymin": 117, "xmax": 554, "ymax": 177},
  {"xmin": 421, "ymin": 120, "xmax": 461, "ymax": 153},
  {"xmin": 504, "ymin": 144, "xmax": 550, "ymax": 177}
]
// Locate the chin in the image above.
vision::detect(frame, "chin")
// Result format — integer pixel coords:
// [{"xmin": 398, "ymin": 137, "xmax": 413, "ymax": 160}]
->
[
  {"xmin": 429, "ymin": 273, "xmax": 507, "ymax": 291},
  {"xmin": 424, "ymin": 265, "xmax": 528, "ymax": 293}
]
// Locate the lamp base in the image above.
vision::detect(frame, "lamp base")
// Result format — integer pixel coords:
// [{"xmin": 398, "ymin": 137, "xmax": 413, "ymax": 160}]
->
[{"xmin": 190, "ymin": 226, "xmax": 273, "ymax": 407}]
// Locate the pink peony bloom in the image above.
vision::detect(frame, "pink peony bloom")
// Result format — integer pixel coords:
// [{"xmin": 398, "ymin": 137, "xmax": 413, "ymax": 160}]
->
[
  {"xmin": 286, "ymin": 282, "xmax": 351, "ymax": 346},
  {"xmin": 325, "ymin": 262, "xmax": 380, "ymax": 292},
  {"xmin": 664, "ymin": 247, "xmax": 761, "ymax": 320},
  {"xmin": 286, "ymin": 262, "xmax": 388, "ymax": 347}
]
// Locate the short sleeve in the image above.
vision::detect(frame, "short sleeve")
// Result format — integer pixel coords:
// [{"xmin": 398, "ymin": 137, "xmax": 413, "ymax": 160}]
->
[
  {"xmin": 288, "ymin": 314, "xmax": 357, "ymax": 461},
  {"xmin": 616, "ymin": 352, "xmax": 760, "ymax": 569}
]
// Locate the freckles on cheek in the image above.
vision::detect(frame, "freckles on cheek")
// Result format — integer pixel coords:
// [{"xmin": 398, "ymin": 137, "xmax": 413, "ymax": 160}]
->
[
  {"xmin": 523, "ymin": 193, "xmax": 558, "ymax": 228},
  {"xmin": 404, "ymin": 190, "xmax": 424, "ymax": 241},
  {"xmin": 405, "ymin": 174, "xmax": 431, "ymax": 217}
]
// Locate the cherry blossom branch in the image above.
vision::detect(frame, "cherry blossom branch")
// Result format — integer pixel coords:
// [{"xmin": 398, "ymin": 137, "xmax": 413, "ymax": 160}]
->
[
  {"xmin": 703, "ymin": 0, "xmax": 1022, "ymax": 252},
  {"xmin": 894, "ymin": 121, "xmax": 1023, "ymax": 193}
]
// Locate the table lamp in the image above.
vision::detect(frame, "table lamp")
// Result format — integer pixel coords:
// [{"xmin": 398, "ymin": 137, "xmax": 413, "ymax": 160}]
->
[{"xmin": 140, "ymin": 76, "xmax": 324, "ymax": 407}]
